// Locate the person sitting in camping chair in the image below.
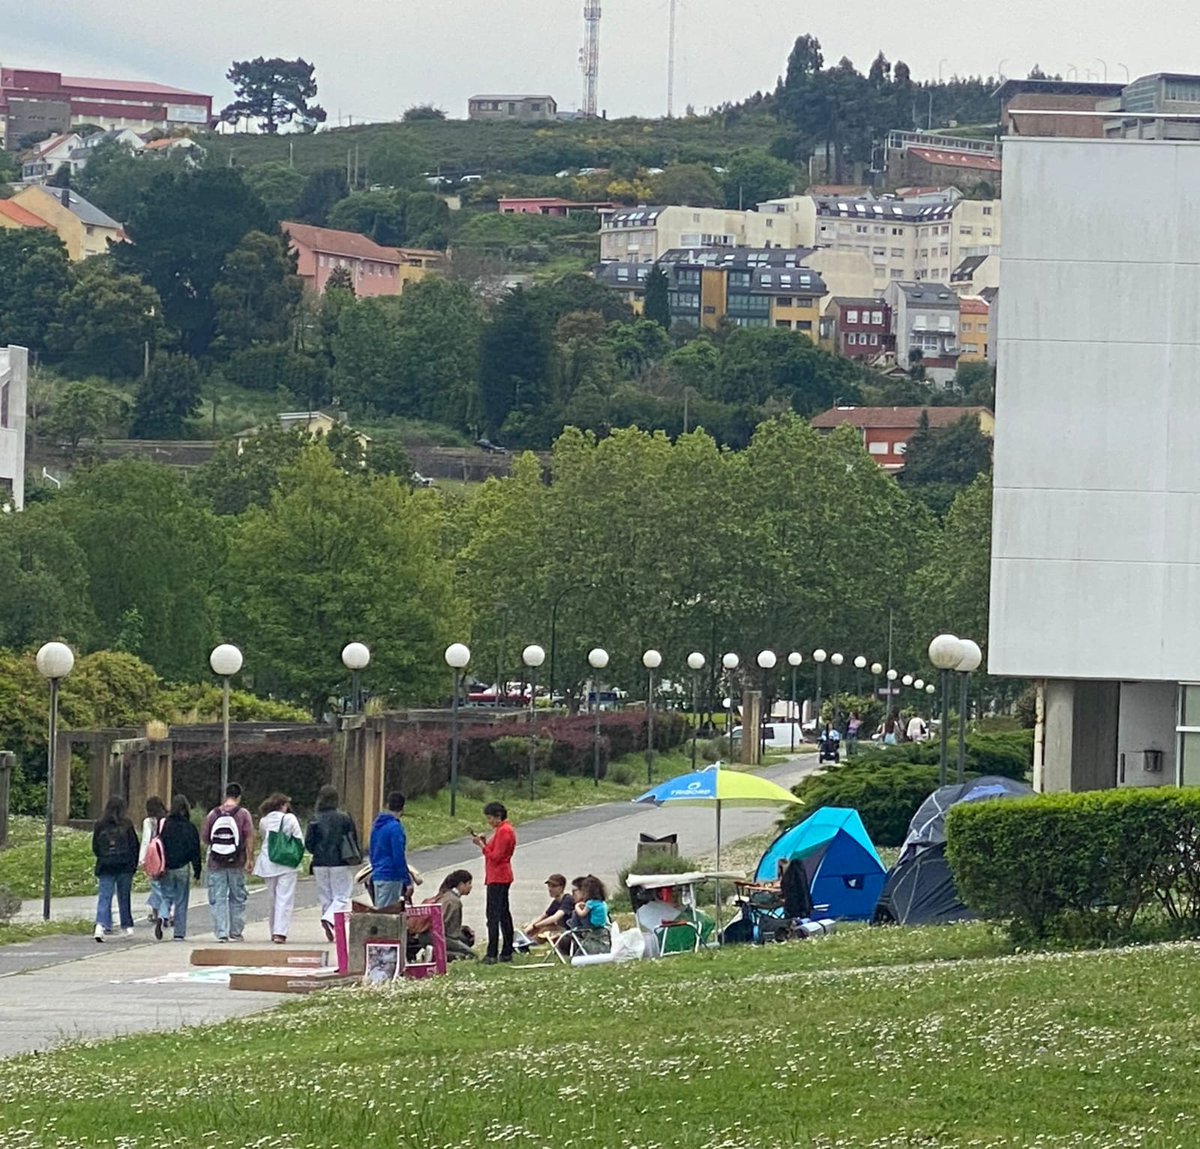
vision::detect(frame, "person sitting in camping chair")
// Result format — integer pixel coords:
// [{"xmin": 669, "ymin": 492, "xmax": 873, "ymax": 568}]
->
[{"xmin": 558, "ymin": 875, "xmax": 612, "ymax": 958}]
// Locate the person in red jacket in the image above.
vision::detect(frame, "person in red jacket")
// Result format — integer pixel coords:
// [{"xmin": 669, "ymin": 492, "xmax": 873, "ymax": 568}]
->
[{"xmin": 471, "ymin": 801, "xmax": 516, "ymax": 964}]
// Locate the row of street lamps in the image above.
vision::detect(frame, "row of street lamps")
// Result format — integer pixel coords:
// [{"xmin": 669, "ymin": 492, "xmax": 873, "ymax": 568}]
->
[{"xmin": 31, "ymin": 630, "xmax": 984, "ymax": 922}]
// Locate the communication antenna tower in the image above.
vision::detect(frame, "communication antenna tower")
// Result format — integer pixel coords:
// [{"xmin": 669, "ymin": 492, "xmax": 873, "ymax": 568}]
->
[
  {"xmin": 582, "ymin": 0, "xmax": 601, "ymax": 118},
  {"xmin": 666, "ymin": 0, "xmax": 678, "ymax": 117}
]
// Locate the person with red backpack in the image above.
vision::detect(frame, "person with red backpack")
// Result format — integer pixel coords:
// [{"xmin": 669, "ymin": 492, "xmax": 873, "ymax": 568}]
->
[
  {"xmin": 201, "ymin": 783, "xmax": 255, "ymax": 942},
  {"xmin": 92, "ymin": 795, "xmax": 140, "ymax": 942},
  {"xmin": 138, "ymin": 796, "xmax": 169, "ymax": 926}
]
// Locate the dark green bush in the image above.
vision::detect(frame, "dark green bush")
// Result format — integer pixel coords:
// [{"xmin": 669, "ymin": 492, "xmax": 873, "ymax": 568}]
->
[
  {"xmin": 173, "ymin": 741, "xmax": 332, "ymax": 817},
  {"xmin": 782, "ymin": 759, "xmax": 942, "ymax": 847},
  {"xmin": 948, "ymin": 787, "xmax": 1200, "ymax": 945}
]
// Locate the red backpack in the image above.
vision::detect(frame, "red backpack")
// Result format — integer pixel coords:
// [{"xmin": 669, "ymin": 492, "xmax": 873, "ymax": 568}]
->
[{"xmin": 141, "ymin": 819, "xmax": 166, "ymax": 879}]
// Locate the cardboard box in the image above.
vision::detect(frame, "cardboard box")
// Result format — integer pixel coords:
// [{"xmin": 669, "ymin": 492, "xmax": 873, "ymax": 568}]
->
[
  {"xmin": 228, "ymin": 969, "xmax": 355, "ymax": 994},
  {"xmin": 191, "ymin": 947, "xmax": 329, "ymax": 968}
]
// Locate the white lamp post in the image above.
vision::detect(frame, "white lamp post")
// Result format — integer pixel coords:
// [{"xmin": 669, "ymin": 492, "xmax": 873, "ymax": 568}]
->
[
  {"xmin": 813, "ymin": 649, "xmax": 827, "ymax": 726},
  {"xmin": 954, "ymin": 639, "xmax": 983, "ymax": 783},
  {"xmin": 756, "ymin": 651, "xmax": 776, "ymax": 761},
  {"xmin": 914, "ymin": 678, "xmax": 925, "ymax": 691},
  {"xmin": 687, "ymin": 652, "xmax": 706, "ymax": 771},
  {"xmin": 926, "ymin": 683, "xmax": 937, "ymax": 696},
  {"xmin": 854, "ymin": 654, "xmax": 867, "ymax": 695},
  {"xmin": 588, "ymin": 647, "xmax": 609, "ymax": 787},
  {"xmin": 444, "ymin": 643, "xmax": 471, "ymax": 816},
  {"xmin": 36, "ymin": 642, "xmax": 74, "ymax": 922},
  {"xmin": 928, "ymin": 633, "xmax": 965, "ymax": 785},
  {"xmin": 721, "ymin": 652, "xmax": 739, "ymax": 738},
  {"xmin": 209, "ymin": 643, "xmax": 244, "ymax": 799},
  {"xmin": 831, "ymin": 652, "xmax": 844, "ymax": 727},
  {"xmin": 522, "ymin": 644, "xmax": 546, "ymax": 798},
  {"xmin": 643, "ymin": 649, "xmax": 663, "ymax": 784},
  {"xmin": 886, "ymin": 668, "xmax": 898, "ymax": 716},
  {"xmin": 341, "ymin": 641, "xmax": 371, "ymax": 714},
  {"xmin": 787, "ymin": 652, "xmax": 803, "ymax": 751}
]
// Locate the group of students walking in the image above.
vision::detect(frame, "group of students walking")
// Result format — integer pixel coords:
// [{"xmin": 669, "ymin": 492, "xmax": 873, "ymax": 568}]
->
[{"xmin": 91, "ymin": 783, "xmax": 363, "ymax": 943}]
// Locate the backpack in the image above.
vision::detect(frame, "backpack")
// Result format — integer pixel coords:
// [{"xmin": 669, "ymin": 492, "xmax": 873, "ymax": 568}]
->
[
  {"xmin": 141, "ymin": 819, "xmax": 166, "ymax": 879},
  {"xmin": 209, "ymin": 809, "xmax": 242, "ymax": 859},
  {"xmin": 95, "ymin": 823, "xmax": 128, "ymax": 866}
]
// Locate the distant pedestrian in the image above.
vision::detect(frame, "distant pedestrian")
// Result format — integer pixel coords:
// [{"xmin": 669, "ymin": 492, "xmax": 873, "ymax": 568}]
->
[
  {"xmin": 369, "ymin": 791, "xmax": 413, "ymax": 910},
  {"xmin": 201, "ymin": 782, "xmax": 256, "ymax": 943},
  {"xmin": 305, "ymin": 784, "xmax": 362, "ymax": 941},
  {"xmin": 845, "ymin": 712, "xmax": 863, "ymax": 757},
  {"xmin": 906, "ymin": 713, "xmax": 928, "ymax": 743},
  {"xmin": 138, "ymin": 796, "xmax": 169, "ymax": 925},
  {"xmin": 254, "ymin": 793, "xmax": 306, "ymax": 944},
  {"xmin": 156, "ymin": 794, "xmax": 202, "ymax": 941},
  {"xmin": 92, "ymin": 794, "xmax": 139, "ymax": 942},
  {"xmin": 472, "ymin": 801, "xmax": 516, "ymax": 965},
  {"xmin": 883, "ymin": 709, "xmax": 903, "ymax": 746}
]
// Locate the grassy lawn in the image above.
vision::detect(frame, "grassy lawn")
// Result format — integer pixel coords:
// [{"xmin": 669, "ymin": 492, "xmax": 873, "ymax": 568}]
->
[
  {"xmin": 6, "ymin": 923, "xmax": 1200, "ymax": 1146},
  {"xmin": 0, "ymin": 919, "xmax": 93, "ymax": 945}
]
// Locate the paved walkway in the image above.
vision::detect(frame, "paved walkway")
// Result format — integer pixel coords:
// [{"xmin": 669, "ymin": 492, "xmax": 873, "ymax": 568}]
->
[{"xmin": 1, "ymin": 754, "xmax": 819, "ymax": 1059}]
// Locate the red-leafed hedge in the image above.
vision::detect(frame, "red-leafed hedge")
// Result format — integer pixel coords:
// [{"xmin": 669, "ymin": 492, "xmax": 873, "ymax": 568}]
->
[{"xmin": 172, "ymin": 741, "xmax": 333, "ymax": 816}]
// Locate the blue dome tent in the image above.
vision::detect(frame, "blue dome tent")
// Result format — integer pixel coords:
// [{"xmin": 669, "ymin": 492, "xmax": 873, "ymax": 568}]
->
[{"xmin": 754, "ymin": 807, "xmax": 886, "ymax": 920}]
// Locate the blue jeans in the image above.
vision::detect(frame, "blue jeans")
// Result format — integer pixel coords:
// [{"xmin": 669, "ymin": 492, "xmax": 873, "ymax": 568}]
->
[
  {"xmin": 206, "ymin": 866, "xmax": 247, "ymax": 939},
  {"xmin": 374, "ymin": 880, "xmax": 405, "ymax": 910},
  {"xmin": 96, "ymin": 871, "xmax": 134, "ymax": 931},
  {"xmin": 147, "ymin": 877, "xmax": 168, "ymax": 918},
  {"xmin": 159, "ymin": 866, "xmax": 193, "ymax": 939}
]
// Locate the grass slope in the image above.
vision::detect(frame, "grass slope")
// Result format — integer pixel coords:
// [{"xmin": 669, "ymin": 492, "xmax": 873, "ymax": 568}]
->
[{"xmin": 5, "ymin": 929, "xmax": 1200, "ymax": 1146}]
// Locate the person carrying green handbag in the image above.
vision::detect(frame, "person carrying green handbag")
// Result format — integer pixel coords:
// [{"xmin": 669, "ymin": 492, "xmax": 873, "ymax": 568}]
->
[{"xmin": 254, "ymin": 793, "xmax": 306, "ymax": 943}]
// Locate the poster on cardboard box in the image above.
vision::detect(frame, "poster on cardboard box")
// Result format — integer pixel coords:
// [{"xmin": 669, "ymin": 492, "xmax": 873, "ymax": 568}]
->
[{"xmin": 363, "ymin": 941, "xmax": 402, "ymax": 986}]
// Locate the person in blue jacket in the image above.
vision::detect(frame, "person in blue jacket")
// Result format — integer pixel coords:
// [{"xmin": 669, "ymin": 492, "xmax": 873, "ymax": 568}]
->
[{"xmin": 369, "ymin": 791, "xmax": 412, "ymax": 909}]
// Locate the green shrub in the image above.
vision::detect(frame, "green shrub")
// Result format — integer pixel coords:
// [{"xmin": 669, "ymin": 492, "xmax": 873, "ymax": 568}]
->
[
  {"xmin": 0, "ymin": 884, "xmax": 20, "ymax": 922},
  {"xmin": 613, "ymin": 853, "xmax": 709, "ymax": 910},
  {"xmin": 783, "ymin": 759, "xmax": 942, "ymax": 847},
  {"xmin": 533, "ymin": 769, "xmax": 557, "ymax": 793},
  {"xmin": 608, "ymin": 761, "xmax": 635, "ymax": 785},
  {"xmin": 173, "ymin": 741, "xmax": 331, "ymax": 817},
  {"xmin": 459, "ymin": 777, "xmax": 489, "ymax": 801},
  {"xmin": 948, "ymin": 787, "xmax": 1200, "ymax": 946}
]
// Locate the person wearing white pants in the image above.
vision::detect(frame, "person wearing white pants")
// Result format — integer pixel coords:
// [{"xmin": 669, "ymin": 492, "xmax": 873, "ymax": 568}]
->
[
  {"xmin": 305, "ymin": 785, "xmax": 362, "ymax": 941},
  {"xmin": 253, "ymin": 794, "xmax": 305, "ymax": 943}
]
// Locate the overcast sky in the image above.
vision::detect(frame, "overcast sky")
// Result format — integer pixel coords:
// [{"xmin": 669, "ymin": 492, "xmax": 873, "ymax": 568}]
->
[{"xmin": 6, "ymin": 0, "xmax": 1195, "ymax": 122}]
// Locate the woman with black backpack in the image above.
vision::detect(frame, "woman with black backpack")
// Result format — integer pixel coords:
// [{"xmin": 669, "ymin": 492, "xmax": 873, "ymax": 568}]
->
[
  {"xmin": 92, "ymin": 794, "xmax": 140, "ymax": 942},
  {"xmin": 304, "ymin": 785, "xmax": 362, "ymax": 942}
]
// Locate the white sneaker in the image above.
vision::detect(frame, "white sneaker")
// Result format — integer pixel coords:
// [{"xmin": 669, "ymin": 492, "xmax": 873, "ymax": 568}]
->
[
  {"xmin": 94, "ymin": 924, "xmax": 105, "ymax": 943},
  {"xmin": 123, "ymin": 927, "xmax": 135, "ymax": 938}
]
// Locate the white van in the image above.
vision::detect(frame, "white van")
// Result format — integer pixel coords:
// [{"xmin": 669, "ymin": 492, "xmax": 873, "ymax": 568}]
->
[{"xmin": 729, "ymin": 722, "xmax": 805, "ymax": 751}]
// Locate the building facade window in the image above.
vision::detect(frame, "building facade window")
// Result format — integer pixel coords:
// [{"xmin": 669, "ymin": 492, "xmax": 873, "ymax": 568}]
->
[{"xmin": 1177, "ymin": 685, "xmax": 1200, "ymax": 785}]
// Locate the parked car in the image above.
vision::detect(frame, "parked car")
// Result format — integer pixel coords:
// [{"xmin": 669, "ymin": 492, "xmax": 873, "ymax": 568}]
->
[
  {"xmin": 729, "ymin": 722, "xmax": 805, "ymax": 751},
  {"xmin": 475, "ymin": 437, "xmax": 510, "ymax": 454}
]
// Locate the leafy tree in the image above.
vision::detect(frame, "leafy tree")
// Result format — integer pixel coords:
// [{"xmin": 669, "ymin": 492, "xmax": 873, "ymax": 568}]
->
[
  {"xmin": 0, "ymin": 503, "xmax": 98, "ymax": 651},
  {"xmin": 402, "ymin": 104, "xmax": 446, "ymax": 122},
  {"xmin": 195, "ymin": 424, "xmax": 315, "ymax": 516},
  {"xmin": 114, "ymin": 167, "xmax": 276, "ymax": 357},
  {"xmin": 296, "ymin": 166, "xmax": 350, "ymax": 226},
  {"xmin": 0, "ymin": 230, "xmax": 71, "ymax": 355},
  {"xmin": 224, "ymin": 447, "xmax": 461, "ymax": 714},
  {"xmin": 74, "ymin": 138, "xmax": 184, "ymax": 222},
  {"xmin": 651, "ymin": 163, "xmax": 724, "ymax": 207},
  {"xmin": 55, "ymin": 460, "xmax": 224, "ymax": 678},
  {"xmin": 131, "ymin": 352, "xmax": 203, "ymax": 438},
  {"xmin": 40, "ymin": 380, "xmax": 128, "ymax": 452},
  {"xmin": 220, "ymin": 57, "xmax": 327, "ymax": 133},
  {"xmin": 402, "ymin": 191, "xmax": 451, "ymax": 248},
  {"xmin": 211, "ymin": 230, "xmax": 303, "ymax": 357},
  {"xmin": 908, "ymin": 474, "xmax": 992, "ymax": 654},
  {"xmin": 47, "ymin": 259, "xmax": 165, "ymax": 379},
  {"xmin": 224, "ymin": 344, "xmax": 329, "ymax": 406},
  {"xmin": 479, "ymin": 287, "xmax": 553, "ymax": 436},
  {"xmin": 242, "ymin": 161, "xmax": 306, "ymax": 221},
  {"xmin": 956, "ymin": 360, "xmax": 996, "ymax": 405},
  {"xmin": 528, "ymin": 272, "xmax": 632, "ymax": 327},
  {"xmin": 644, "ymin": 265, "xmax": 671, "ymax": 330},
  {"xmin": 326, "ymin": 190, "xmax": 407, "ymax": 246},
  {"xmin": 325, "ymin": 266, "xmax": 354, "ymax": 293},
  {"xmin": 722, "ymin": 149, "xmax": 797, "ymax": 208},
  {"xmin": 902, "ymin": 412, "xmax": 993, "ymax": 487},
  {"xmin": 715, "ymin": 327, "xmax": 861, "ymax": 414},
  {"xmin": 368, "ymin": 137, "xmax": 433, "ymax": 188}
]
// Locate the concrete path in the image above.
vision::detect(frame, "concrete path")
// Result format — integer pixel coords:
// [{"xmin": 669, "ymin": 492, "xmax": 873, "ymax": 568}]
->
[{"xmin": 1, "ymin": 754, "xmax": 819, "ymax": 1059}]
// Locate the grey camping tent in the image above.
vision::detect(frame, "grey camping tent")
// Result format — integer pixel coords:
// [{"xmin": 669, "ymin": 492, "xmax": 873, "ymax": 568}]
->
[{"xmin": 873, "ymin": 775, "xmax": 1033, "ymax": 926}]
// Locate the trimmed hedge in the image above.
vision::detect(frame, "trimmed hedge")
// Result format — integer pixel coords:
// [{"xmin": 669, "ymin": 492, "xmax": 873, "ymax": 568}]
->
[
  {"xmin": 783, "ymin": 761, "xmax": 944, "ymax": 847},
  {"xmin": 948, "ymin": 787, "xmax": 1200, "ymax": 945},
  {"xmin": 856, "ymin": 729, "xmax": 1033, "ymax": 781},
  {"xmin": 172, "ymin": 741, "xmax": 332, "ymax": 817}
]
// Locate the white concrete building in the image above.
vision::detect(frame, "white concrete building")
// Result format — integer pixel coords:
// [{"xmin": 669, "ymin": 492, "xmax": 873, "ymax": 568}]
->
[
  {"xmin": 0, "ymin": 346, "xmax": 28, "ymax": 510},
  {"xmin": 989, "ymin": 137, "xmax": 1200, "ymax": 792}
]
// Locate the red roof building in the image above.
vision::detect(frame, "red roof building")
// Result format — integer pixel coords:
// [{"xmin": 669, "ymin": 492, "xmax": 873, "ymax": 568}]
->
[
  {"xmin": 1, "ymin": 68, "xmax": 211, "ymax": 148},
  {"xmin": 0, "ymin": 200, "xmax": 52, "ymax": 230},
  {"xmin": 283, "ymin": 222, "xmax": 441, "ymax": 297},
  {"xmin": 809, "ymin": 405, "xmax": 994, "ymax": 472}
]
